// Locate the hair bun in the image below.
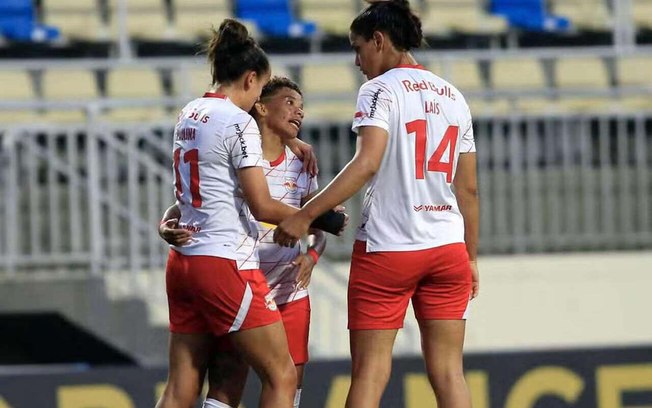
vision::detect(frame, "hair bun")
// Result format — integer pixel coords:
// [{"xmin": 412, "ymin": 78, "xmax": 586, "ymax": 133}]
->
[
  {"xmin": 365, "ymin": 0, "xmax": 410, "ymax": 8},
  {"xmin": 216, "ymin": 19, "xmax": 251, "ymax": 49}
]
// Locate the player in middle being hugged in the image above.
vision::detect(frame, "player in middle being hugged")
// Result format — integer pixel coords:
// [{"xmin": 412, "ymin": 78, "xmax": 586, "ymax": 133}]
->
[{"xmin": 161, "ymin": 76, "xmax": 337, "ymax": 408}]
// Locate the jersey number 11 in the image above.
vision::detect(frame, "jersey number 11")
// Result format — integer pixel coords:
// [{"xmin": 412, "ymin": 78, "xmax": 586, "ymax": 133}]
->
[
  {"xmin": 406, "ymin": 120, "xmax": 458, "ymax": 183},
  {"xmin": 174, "ymin": 148, "xmax": 202, "ymax": 207}
]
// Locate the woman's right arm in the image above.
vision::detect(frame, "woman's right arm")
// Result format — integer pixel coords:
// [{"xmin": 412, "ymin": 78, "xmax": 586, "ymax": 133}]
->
[
  {"xmin": 237, "ymin": 166, "xmax": 298, "ymax": 224},
  {"xmin": 453, "ymin": 152, "xmax": 480, "ymax": 298}
]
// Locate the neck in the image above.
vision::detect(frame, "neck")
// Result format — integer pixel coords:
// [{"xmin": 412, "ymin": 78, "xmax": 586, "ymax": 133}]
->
[
  {"xmin": 384, "ymin": 52, "xmax": 417, "ymax": 72},
  {"xmin": 213, "ymin": 84, "xmax": 249, "ymax": 111},
  {"xmin": 259, "ymin": 123, "xmax": 285, "ymax": 161}
]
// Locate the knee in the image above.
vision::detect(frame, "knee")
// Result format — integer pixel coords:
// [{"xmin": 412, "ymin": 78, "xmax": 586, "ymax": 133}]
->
[
  {"xmin": 428, "ymin": 367, "xmax": 466, "ymax": 393},
  {"xmin": 265, "ymin": 358, "xmax": 297, "ymax": 392},
  {"xmin": 351, "ymin": 358, "xmax": 392, "ymax": 385}
]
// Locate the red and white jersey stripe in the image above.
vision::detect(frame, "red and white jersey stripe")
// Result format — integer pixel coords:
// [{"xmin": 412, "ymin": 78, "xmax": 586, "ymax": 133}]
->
[
  {"xmin": 171, "ymin": 93, "xmax": 262, "ymax": 269},
  {"xmin": 255, "ymin": 147, "xmax": 317, "ymax": 305}
]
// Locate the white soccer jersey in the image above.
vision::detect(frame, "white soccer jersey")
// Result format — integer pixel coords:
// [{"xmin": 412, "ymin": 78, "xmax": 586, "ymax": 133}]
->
[
  {"xmin": 351, "ymin": 64, "xmax": 476, "ymax": 252},
  {"xmin": 254, "ymin": 147, "xmax": 318, "ymax": 305},
  {"xmin": 172, "ymin": 92, "xmax": 263, "ymax": 270}
]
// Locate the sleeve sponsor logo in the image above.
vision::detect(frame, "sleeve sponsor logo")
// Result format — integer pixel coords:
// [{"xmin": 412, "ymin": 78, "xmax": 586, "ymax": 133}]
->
[
  {"xmin": 413, "ymin": 204, "xmax": 452, "ymax": 212},
  {"xmin": 368, "ymin": 88, "xmax": 383, "ymax": 118},
  {"xmin": 234, "ymin": 123, "xmax": 248, "ymax": 159}
]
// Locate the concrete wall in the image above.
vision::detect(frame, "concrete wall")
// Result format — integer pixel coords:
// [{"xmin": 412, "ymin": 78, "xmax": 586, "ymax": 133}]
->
[{"xmin": 316, "ymin": 251, "xmax": 652, "ymax": 356}]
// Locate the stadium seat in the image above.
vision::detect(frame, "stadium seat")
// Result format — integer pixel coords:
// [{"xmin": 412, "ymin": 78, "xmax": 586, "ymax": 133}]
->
[
  {"xmin": 302, "ymin": 64, "xmax": 358, "ymax": 95},
  {"xmin": 43, "ymin": 8, "xmax": 108, "ymax": 40},
  {"xmin": 299, "ymin": 0, "xmax": 356, "ymax": 35},
  {"xmin": 632, "ymin": 0, "xmax": 652, "ymax": 29},
  {"xmin": 550, "ymin": 0, "xmax": 613, "ymax": 31},
  {"xmin": 0, "ymin": 66, "xmax": 37, "ymax": 122},
  {"xmin": 125, "ymin": 11, "xmax": 174, "ymax": 40},
  {"xmin": 423, "ymin": 0, "xmax": 508, "ymax": 35},
  {"xmin": 173, "ymin": 65, "xmax": 213, "ymax": 99},
  {"xmin": 42, "ymin": 70, "xmax": 99, "ymax": 100},
  {"xmin": 104, "ymin": 67, "xmax": 167, "ymax": 121},
  {"xmin": 617, "ymin": 56, "xmax": 652, "ymax": 87},
  {"xmin": 491, "ymin": 58, "xmax": 547, "ymax": 90},
  {"xmin": 467, "ymin": 98, "xmax": 513, "ymax": 116},
  {"xmin": 174, "ymin": 9, "xmax": 231, "ymax": 40},
  {"xmin": 616, "ymin": 96, "xmax": 652, "ymax": 111},
  {"xmin": 101, "ymin": 106, "xmax": 170, "ymax": 122},
  {"xmin": 303, "ymin": 101, "xmax": 356, "ymax": 122},
  {"xmin": 41, "ymin": 109, "xmax": 89, "ymax": 122},
  {"xmin": 0, "ymin": 110, "xmax": 40, "ymax": 122},
  {"xmin": 439, "ymin": 60, "xmax": 485, "ymax": 93},
  {"xmin": 555, "ymin": 57, "xmax": 609, "ymax": 89},
  {"xmin": 107, "ymin": 68, "xmax": 163, "ymax": 99},
  {"xmin": 0, "ymin": 71, "xmax": 34, "ymax": 99}
]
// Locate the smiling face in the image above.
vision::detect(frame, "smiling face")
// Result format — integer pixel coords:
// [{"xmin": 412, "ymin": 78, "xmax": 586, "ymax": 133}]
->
[
  {"xmin": 350, "ymin": 31, "xmax": 384, "ymax": 80},
  {"xmin": 259, "ymin": 87, "xmax": 304, "ymax": 141}
]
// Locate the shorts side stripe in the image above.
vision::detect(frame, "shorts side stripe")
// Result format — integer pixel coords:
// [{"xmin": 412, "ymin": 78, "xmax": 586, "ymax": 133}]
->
[{"xmin": 229, "ymin": 283, "xmax": 253, "ymax": 332}]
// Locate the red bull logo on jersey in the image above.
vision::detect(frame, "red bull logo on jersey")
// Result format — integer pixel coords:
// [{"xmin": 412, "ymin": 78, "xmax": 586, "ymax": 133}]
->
[
  {"xmin": 413, "ymin": 204, "xmax": 453, "ymax": 212},
  {"xmin": 402, "ymin": 80, "xmax": 456, "ymax": 101},
  {"xmin": 264, "ymin": 293, "xmax": 278, "ymax": 311},
  {"xmin": 283, "ymin": 178, "xmax": 298, "ymax": 193}
]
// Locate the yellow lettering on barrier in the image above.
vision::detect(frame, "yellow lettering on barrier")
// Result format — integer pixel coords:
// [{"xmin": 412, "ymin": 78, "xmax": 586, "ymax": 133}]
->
[
  {"xmin": 468, "ymin": 371, "xmax": 490, "ymax": 408},
  {"xmin": 325, "ymin": 375, "xmax": 351, "ymax": 408},
  {"xmin": 155, "ymin": 382, "xmax": 166, "ymax": 402},
  {"xmin": 505, "ymin": 366, "xmax": 584, "ymax": 408},
  {"xmin": 0, "ymin": 396, "xmax": 13, "ymax": 408},
  {"xmin": 404, "ymin": 371, "xmax": 488, "ymax": 408},
  {"xmin": 57, "ymin": 384, "xmax": 135, "ymax": 408},
  {"xmin": 404, "ymin": 373, "xmax": 435, "ymax": 407},
  {"xmin": 597, "ymin": 364, "xmax": 652, "ymax": 408}
]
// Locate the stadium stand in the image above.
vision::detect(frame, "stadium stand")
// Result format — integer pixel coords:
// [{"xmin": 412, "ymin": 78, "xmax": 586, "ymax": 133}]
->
[
  {"xmin": 420, "ymin": 0, "xmax": 508, "ymax": 35},
  {"xmin": 2, "ymin": 0, "xmax": 652, "ymax": 368},
  {"xmin": 633, "ymin": 0, "xmax": 652, "ymax": 30},
  {"xmin": 549, "ymin": 0, "xmax": 613, "ymax": 32}
]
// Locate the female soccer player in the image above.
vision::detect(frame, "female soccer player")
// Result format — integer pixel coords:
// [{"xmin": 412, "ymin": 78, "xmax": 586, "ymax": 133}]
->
[
  {"xmin": 273, "ymin": 1, "xmax": 480, "ymax": 407},
  {"xmin": 157, "ymin": 19, "xmax": 301, "ymax": 408},
  {"xmin": 160, "ymin": 77, "xmax": 330, "ymax": 408}
]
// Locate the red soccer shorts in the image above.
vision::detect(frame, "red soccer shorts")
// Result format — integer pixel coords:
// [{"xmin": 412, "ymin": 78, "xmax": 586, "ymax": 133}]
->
[
  {"xmin": 348, "ymin": 240, "xmax": 472, "ymax": 330},
  {"xmin": 214, "ymin": 296, "xmax": 311, "ymax": 365},
  {"xmin": 278, "ymin": 296, "xmax": 310, "ymax": 365},
  {"xmin": 166, "ymin": 249, "xmax": 281, "ymax": 336}
]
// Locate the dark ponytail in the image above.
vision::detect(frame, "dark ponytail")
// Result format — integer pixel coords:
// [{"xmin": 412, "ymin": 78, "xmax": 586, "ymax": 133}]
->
[
  {"xmin": 350, "ymin": 0, "xmax": 423, "ymax": 51},
  {"xmin": 206, "ymin": 19, "xmax": 270, "ymax": 85}
]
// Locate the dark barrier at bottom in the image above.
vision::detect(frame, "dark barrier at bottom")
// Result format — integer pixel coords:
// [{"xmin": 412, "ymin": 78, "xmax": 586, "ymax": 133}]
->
[{"xmin": 0, "ymin": 345, "xmax": 651, "ymax": 407}]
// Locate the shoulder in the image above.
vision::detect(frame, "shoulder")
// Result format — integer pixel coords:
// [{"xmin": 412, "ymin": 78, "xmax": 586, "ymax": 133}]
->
[
  {"xmin": 359, "ymin": 75, "xmax": 393, "ymax": 95},
  {"xmin": 284, "ymin": 147, "xmax": 304, "ymax": 170}
]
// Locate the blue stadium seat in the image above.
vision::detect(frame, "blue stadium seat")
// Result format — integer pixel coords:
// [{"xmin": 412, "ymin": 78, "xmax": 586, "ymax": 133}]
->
[
  {"xmin": 235, "ymin": 0, "xmax": 316, "ymax": 37},
  {"xmin": 0, "ymin": 0, "xmax": 59, "ymax": 41},
  {"xmin": 490, "ymin": 0, "xmax": 570, "ymax": 32}
]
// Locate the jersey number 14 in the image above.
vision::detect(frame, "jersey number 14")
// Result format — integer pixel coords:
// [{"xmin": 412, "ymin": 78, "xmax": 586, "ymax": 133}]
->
[
  {"xmin": 174, "ymin": 148, "xmax": 202, "ymax": 207},
  {"xmin": 406, "ymin": 120, "xmax": 458, "ymax": 183}
]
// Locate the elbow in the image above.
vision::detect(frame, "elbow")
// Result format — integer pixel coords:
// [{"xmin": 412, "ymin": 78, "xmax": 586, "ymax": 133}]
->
[
  {"xmin": 358, "ymin": 157, "xmax": 380, "ymax": 178},
  {"xmin": 456, "ymin": 185, "xmax": 479, "ymax": 201},
  {"xmin": 247, "ymin": 199, "xmax": 269, "ymax": 222}
]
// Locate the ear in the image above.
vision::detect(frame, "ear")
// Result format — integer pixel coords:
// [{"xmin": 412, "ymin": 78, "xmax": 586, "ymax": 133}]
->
[
  {"xmin": 372, "ymin": 31, "xmax": 384, "ymax": 51},
  {"xmin": 253, "ymin": 101, "xmax": 267, "ymax": 117},
  {"xmin": 243, "ymin": 70, "xmax": 257, "ymax": 90}
]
